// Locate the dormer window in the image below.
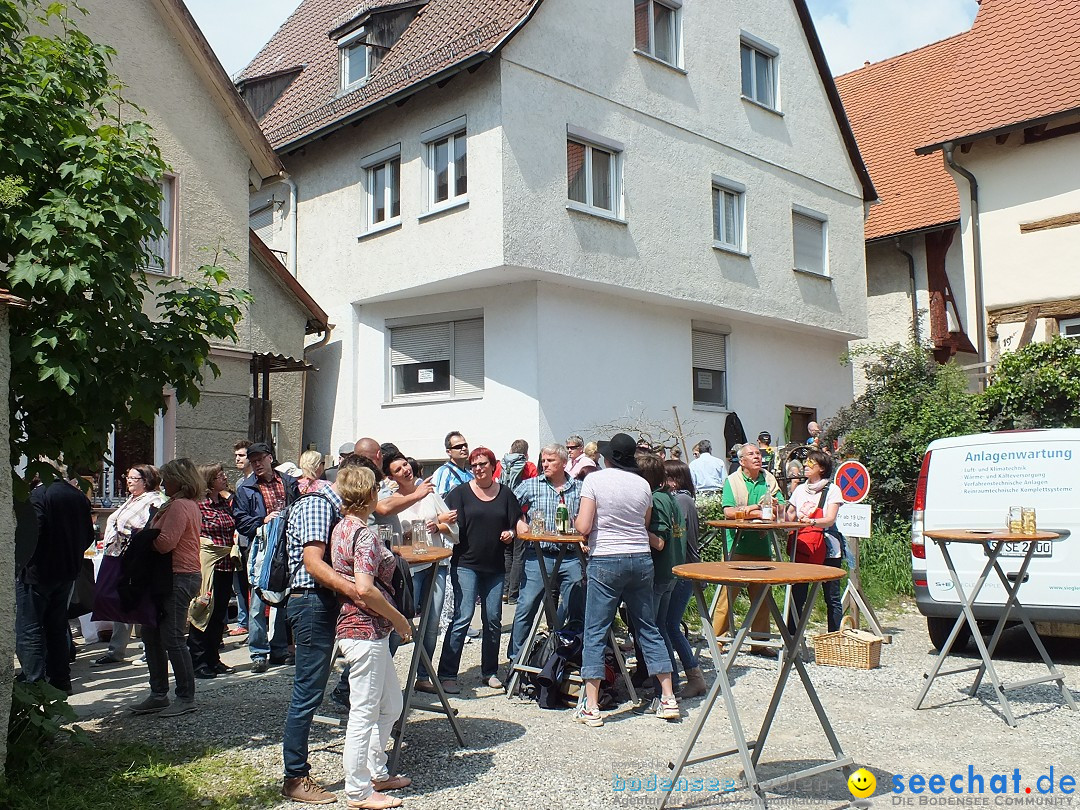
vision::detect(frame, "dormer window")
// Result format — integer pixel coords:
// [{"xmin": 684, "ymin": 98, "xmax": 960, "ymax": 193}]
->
[{"xmin": 340, "ymin": 28, "xmax": 382, "ymax": 89}]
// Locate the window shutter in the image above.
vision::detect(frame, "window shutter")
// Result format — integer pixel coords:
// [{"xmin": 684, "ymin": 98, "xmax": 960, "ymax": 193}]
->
[
  {"xmin": 692, "ymin": 330, "xmax": 726, "ymax": 371},
  {"xmin": 793, "ymin": 212, "xmax": 824, "ymax": 273},
  {"xmin": 452, "ymin": 318, "xmax": 484, "ymax": 397},
  {"xmin": 251, "ymin": 206, "xmax": 274, "ymax": 245},
  {"xmin": 390, "ymin": 322, "xmax": 451, "ymax": 365}
]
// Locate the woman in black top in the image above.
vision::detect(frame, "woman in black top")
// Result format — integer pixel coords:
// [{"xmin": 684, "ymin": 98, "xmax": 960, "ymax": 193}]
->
[{"xmin": 437, "ymin": 447, "xmax": 521, "ymax": 693}]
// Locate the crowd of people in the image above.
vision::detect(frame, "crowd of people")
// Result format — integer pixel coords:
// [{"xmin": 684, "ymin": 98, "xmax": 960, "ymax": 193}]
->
[{"xmin": 14, "ymin": 420, "xmax": 843, "ymax": 809}]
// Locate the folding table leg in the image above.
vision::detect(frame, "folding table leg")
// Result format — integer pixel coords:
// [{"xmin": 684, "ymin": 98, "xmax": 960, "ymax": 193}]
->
[{"xmin": 505, "ymin": 547, "xmax": 566, "ymax": 698}]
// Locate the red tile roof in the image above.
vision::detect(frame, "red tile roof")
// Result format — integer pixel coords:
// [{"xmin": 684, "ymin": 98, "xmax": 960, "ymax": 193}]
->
[
  {"xmin": 836, "ymin": 36, "xmax": 964, "ymax": 240},
  {"xmin": 238, "ymin": 0, "xmax": 543, "ymax": 151},
  {"xmin": 921, "ymin": 0, "xmax": 1080, "ymax": 149},
  {"xmin": 837, "ymin": 0, "xmax": 1080, "ymax": 240}
]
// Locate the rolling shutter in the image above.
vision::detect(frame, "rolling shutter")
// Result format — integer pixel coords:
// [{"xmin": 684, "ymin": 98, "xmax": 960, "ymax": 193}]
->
[
  {"xmin": 793, "ymin": 212, "xmax": 824, "ymax": 273},
  {"xmin": 390, "ymin": 322, "xmax": 451, "ymax": 366},
  {"xmin": 452, "ymin": 318, "xmax": 484, "ymax": 398},
  {"xmin": 692, "ymin": 330, "xmax": 726, "ymax": 371},
  {"xmin": 251, "ymin": 205, "xmax": 274, "ymax": 245}
]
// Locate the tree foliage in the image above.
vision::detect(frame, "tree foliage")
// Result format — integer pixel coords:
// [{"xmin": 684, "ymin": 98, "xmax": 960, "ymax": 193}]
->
[
  {"xmin": 981, "ymin": 336, "xmax": 1080, "ymax": 430},
  {"xmin": 824, "ymin": 342, "xmax": 984, "ymax": 526},
  {"xmin": 0, "ymin": 0, "xmax": 250, "ymax": 489}
]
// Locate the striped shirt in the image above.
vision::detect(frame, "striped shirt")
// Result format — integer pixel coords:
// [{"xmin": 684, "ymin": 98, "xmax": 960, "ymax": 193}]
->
[
  {"xmin": 286, "ymin": 488, "xmax": 343, "ymax": 590},
  {"xmin": 430, "ymin": 461, "xmax": 473, "ymax": 498},
  {"xmin": 514, "ymin": 475, "xmax": 581, "ymax": 553}
]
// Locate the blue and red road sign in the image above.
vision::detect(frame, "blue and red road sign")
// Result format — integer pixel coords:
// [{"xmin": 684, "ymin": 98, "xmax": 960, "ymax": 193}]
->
[{"xmin": 834, "ymin": 460, "xmax": 871, "ymax": 503}]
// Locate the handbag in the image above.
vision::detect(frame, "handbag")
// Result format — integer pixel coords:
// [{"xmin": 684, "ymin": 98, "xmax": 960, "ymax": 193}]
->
[
  {"xmin": 788, "ymin": 486, "xmax": 830, "ymax": 565},
  {"xmin": 92, "ymin": 550, "xmax": 161, "ymax": 627}
]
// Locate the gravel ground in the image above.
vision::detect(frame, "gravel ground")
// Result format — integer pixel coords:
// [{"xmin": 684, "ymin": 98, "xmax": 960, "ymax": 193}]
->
[{"xmin": 66, "ymin": 599, "xmax": 1080, "ymax": 809}]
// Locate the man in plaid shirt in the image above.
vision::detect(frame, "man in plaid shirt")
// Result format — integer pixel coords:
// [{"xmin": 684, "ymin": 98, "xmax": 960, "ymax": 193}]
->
[
  {"xmin": 233, "ymin": 442, "xmax": 299, "ymax": 672},
  {"xmin": 506, "ymin": 444, "xmax": 584, "ymax": 664}
]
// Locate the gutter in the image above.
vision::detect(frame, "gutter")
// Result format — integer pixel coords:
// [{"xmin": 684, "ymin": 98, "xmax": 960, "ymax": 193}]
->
[
  {"xmin": 943, "ymin": 146, "xmax": 987, "ymax": 368},
  {"xmin": 281, "ymin": 173, "xmax": 298, "ymax": 277},
  {"xmin": 894, "ymin": 237, "xmax": 920, "ymax": 343}
]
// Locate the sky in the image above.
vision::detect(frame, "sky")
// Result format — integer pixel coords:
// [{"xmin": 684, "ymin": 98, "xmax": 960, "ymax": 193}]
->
[{"xmin": 186, "ymin": 0, "xmax": 979, "ymax": 79}]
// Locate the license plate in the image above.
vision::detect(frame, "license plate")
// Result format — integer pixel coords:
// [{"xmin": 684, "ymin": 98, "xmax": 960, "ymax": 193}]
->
[{"xmin": 999, "ymin": 541, "xmax": 1052, "ymax": 558}]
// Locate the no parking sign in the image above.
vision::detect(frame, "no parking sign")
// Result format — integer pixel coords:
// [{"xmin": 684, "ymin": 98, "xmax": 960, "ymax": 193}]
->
[{"xmin": 834, "ymin": 459, "xmax": 871, "ymax": 503}]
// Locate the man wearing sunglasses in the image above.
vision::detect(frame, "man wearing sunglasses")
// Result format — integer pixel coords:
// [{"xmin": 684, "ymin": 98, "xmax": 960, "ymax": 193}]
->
[
  {"xmin": 430, "ymin": 431, "xmax": 474, "ymax": 498},
  {"xmin": 565, "ymin": 434, "xmax": 597, "ymax": 480}
]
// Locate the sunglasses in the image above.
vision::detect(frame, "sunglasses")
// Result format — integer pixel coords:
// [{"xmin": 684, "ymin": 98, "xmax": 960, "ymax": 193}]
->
[
  {"xmin": 470, "ymin": 461, "xmax": 490, "ymax": 469},
  {"xmin": 566, "ymin": 444, "xmax": 582, "ymax": 450},
  {"xmin": 449, "ymin": 443, "xmax": 468, "ymax": 451}
]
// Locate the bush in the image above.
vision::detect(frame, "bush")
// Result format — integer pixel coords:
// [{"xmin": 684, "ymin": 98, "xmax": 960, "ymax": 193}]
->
[
  {"xmin": 6, "ymin": 680, "xmax": 84, "ymax": 771},
  {"xmin": 981, "ymin": 336, "xmax": 1080, "ymax": 429},
  {"xmin": 825, "ymin": 342, "xmax": 984, "ymax": 527}
]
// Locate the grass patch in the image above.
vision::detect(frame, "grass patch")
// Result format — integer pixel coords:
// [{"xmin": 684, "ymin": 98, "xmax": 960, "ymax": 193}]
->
[{"xmin": 1, "ymin": 737, "xmax": 280, "ymax": 810}]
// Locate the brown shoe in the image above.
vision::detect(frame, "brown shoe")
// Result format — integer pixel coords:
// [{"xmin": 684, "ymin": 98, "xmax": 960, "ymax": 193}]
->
[{"xmin": 282, "ymin": 776, "xmax": 336, "ymax": 804}]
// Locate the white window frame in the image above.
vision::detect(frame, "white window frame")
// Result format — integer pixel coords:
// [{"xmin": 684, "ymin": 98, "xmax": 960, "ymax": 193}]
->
[
  {"xmin": 1059, "ymin": 317, "xmax": 1080, "ymax": 339},
  {"xmin": 792, "ymin": 205, "xmax": 828, "ymax": 276},
  {"xmin": 385, "ymin": 310, "xmax": 484, "ymax": 404},
  {"xmin": 359, "ymin": 143, "xmax": 401, "ymax": 236},
  {"xmin": 740, "ymin": 32, "xmax": 779, "ymax": 111},
  {"xmin": 143, "ymin": 173, "xmax": 176, "ymax": 276},
  {"xmin": 566, "ymin": 125, "xmax": 625, "ymax": 222},
  {"xmin": 691, "ymin": 325, "xmax": 730, "ymax": 411},
  {"xmin": 421, "ymin": 116, "xmax": 468, "ymax": 216},
  {"xmin": 633, "ymin": 0, "xmax": 683, "ymax": 69},
  {"xmin": 711, "ymin": 175, "xmax": 746, "ymax": 254},
  {"xmin": 339, "ymin": 28, "xmax": 377, "ymax": 90}
]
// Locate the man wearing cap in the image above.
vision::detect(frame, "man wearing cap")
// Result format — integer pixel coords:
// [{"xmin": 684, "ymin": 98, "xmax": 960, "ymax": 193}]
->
[
  {"xmin": 757, "ymin": 431, "xmax": 776, "ymax": 472},
  {"xmin": 711, "ymin": 443, "xmax": 785, "ymax": 657},
  {"xmin": 231, "ymin": 439, "xmax": 254, "ymax": 636},
  {"xmin": 234, "ymin": 442, "xmax": 299, "ymax": 672},
  {"xmin": 324, "ymin": 441, "xmax": 355, "ymax": 484},
  {"xmin": 688, "ymin": 439, "xmax": 726, "ymax": 493}
]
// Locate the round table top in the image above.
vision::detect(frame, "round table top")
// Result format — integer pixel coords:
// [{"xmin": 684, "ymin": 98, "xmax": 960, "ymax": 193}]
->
[
  {"xmin": 392, "ymin": 545, "xmax": 453, "ymax": 565},
  {"xmin": 673, "ymin": 560, "xmax": 846, "ymax": 585},
  {"xmin": 518, "ymin": 531, "xmax": 587, "ymax": 544},
  {"xmin": 923, "ymin": 529, "xmax": 1061, "ymax": 544},
  {"xmin": 706, "ymin": 519, "xmax": 805, "ymax": 531}
]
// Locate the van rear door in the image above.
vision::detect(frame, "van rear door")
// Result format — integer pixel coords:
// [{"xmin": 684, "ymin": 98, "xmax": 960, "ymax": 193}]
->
[{"xmin": 923, "ymin": 430, "xmax": 1080, "ymax": 612}]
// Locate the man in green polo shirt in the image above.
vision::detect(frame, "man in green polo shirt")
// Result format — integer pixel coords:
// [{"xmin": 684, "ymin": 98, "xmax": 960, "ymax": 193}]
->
[{"xmin": 712, "ymin": 443, "xmax": 785, "ymax": 656}]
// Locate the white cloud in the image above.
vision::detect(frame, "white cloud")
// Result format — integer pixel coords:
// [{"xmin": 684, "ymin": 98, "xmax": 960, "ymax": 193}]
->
[
  {"xmin": 807, "ymin": 0, "xmax": 978, "ymax": 75},
  {"xmin": 185, "ymin": 0, "xmax": 302, "ymax": 77}
]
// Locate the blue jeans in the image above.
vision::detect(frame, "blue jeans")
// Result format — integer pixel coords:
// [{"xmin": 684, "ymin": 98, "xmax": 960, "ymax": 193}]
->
[
  {"xmin": 412, "ymin": 564, "xmax": 448, "ymax": 682},
  {"xmin": 582, "ymin": 553, "xmax": 671, "ymax": 681},
  {"xmin": 143, "ymin": 573, "xmax": 200, "ymax": 702},
  {"xmin": 15, "ymin": 576, "xmax": 75, "ymax": 689},
  {"xmin": 249, "ymin": 587, "xmax": 288, "ymax": 660},
  {"xmin": 438, "ymin": 566, "xmax": 504, "ymax": 681},
  {"xmin": 652, "ymin": 578, "xmax": 676, "ymax": 692},
  {"xmin": 507, "ymin": 551, "xmax": 584, "ymax": 661},
  {"xmin": 283, "ymin": 589, "xmax": 338, "ymax": 779},
  {"xmin": 665, "ymin": 577, "xmax": 698, "ymax": 674},
  {"xmin": 233, "ymin": 544, "xmax": 250, "ymax": 629}
]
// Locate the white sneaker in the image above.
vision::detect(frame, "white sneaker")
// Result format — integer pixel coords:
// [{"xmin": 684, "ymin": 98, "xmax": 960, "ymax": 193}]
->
[
  {"xmin": 486, "ymin": 675, "xmax": 503, "ymax": 689},
  {"xmin": 574, "ymin": 705, "xmax": 604, "ymax": 727},
  {"xmin": 656, "ymin": 696, "xmax": 680, "ymax": 720}
]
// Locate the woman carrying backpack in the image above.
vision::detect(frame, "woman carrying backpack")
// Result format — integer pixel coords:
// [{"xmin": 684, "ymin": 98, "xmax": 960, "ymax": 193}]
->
[
  {"xmin": 331, "ymin": 466, "xmax": 415, "ymax": 810},
  {"xmin": 785, "ymin": 449, "xmax": 845, "ymax": 634}
]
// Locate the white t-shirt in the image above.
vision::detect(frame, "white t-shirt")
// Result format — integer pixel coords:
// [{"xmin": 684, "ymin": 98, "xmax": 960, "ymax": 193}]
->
[
  {"xmin": 790, "ymin": 481, "xmax": 844, "ymax": 557},
  {"xmin": 398, "ymin": 490, "xmax": 458, "ymax": 570},
  {"xmin": 579, "ymin": 468, "xmax": 652, "ymax": 556}
]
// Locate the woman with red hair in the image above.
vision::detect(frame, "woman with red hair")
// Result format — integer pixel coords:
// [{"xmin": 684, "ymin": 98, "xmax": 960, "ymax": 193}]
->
[{"xmin": 437, "ymin": 446, "xmax": 521, "ymax": 694}]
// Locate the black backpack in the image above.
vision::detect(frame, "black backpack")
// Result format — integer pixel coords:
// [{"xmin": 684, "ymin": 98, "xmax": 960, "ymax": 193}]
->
[{"xmin": 386, "ymin": 553, "xmax": 415, "ymax": 618}]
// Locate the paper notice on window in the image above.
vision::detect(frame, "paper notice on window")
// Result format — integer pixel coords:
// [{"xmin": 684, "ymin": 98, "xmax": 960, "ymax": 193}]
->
[
  {"xmin": 697, "ymin": 371, "xmax": 713, "ymax": 390},
  {"xmin": 418, "ymin": 368, "xmax": 434, "ymax": 384}
]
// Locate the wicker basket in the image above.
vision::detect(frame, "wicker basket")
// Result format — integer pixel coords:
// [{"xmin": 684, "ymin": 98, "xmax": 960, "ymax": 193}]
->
[{"xmin": 812, "ymin": 629, "xmax": 883, "ymax": 669}]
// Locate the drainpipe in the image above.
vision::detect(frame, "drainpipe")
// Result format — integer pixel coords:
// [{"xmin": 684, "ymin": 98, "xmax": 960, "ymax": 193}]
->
[
  {"xmin": 280, "ymin": 172, "xmax": 298, "ymax": 277},
  {"xmin": 894, "ymin": 237, "xmax": 920, "ymax": 344},
  {"xmin": 943, "ymin": 146, "xmax": 987, "ymax": 368}
]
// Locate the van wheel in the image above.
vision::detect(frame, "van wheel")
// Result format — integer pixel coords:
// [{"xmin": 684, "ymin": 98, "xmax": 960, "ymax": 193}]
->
[{"xmin": 927, "ymin": 616, "xmax": 970, "ymax": 652}]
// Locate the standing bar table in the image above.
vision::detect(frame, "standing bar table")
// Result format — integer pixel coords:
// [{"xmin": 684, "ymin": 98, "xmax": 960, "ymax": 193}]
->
[
  {"xmin": 506, "ymin": 531, "xmax": 637, "ymax": 703},
  {"xmin": 387, "ymin": 545, "xmax": 465, "ymax": 774},
  {"xmin": 661, "ymin": 561, "xmax": 852, "ymax": 810},
  {"xmin": 914, "ymin": 529, "xmax": 1075, "ymax": 727},
  {"xmin": 703, "ymin": 519, "xmax": 804, "ymax": 646}
]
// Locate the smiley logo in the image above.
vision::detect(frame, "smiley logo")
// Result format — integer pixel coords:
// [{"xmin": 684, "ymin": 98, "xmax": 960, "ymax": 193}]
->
[{"xmin": 848, "ymin": 768, "xmax": 876, "ymax": 798}]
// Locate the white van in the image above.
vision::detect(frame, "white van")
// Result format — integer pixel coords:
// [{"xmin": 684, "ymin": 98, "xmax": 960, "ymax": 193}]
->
[{"xmin": 912, "ymin": 429, "xmax": 1080, "ymax": 649}]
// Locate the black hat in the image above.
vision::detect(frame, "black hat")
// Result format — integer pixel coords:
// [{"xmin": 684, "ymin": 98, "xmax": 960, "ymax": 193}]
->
[
  {"xmin": 758, "ymin": 431, "xmax": 771, "ymax": 443},
  {"xmin": 247, "ymin": 442, "xmax": 274, "ymax": 459},
  {"xmin": 596, "ymin": 433, "xmax": 639, "ymax": 471}
]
